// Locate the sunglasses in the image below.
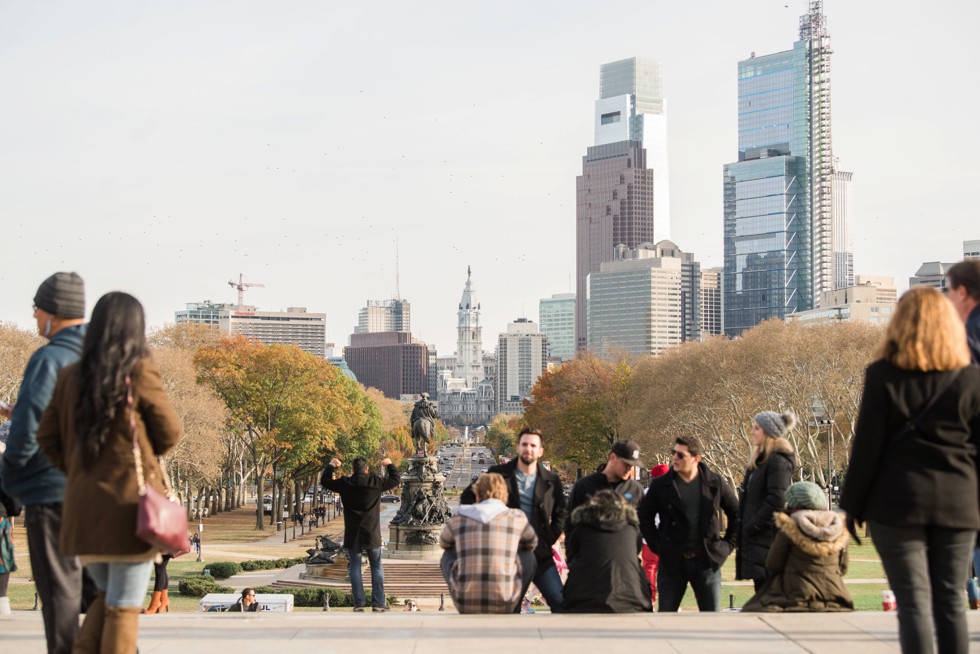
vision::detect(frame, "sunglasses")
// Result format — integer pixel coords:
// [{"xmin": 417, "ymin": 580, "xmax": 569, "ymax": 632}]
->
[{"xmin": 671, "ymin": 449, "xmax": 690, "ymax": 459}]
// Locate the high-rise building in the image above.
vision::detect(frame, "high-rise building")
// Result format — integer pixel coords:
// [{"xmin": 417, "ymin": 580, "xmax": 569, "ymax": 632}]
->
[
  {"xmin": 964, "ymin": 240, "xmax": 980, "ymax": 260},
  {"xmin": 496, "ymin": 319, "xmax": 548, "ymax": 416},
  {"xmin": 355, "ymin": 299, "xmax": 410, "ymax": 334},
  {"xmin": 539, "ymin": 293, "xmax": 576, "ymax": 362},
  {"xmin": 454, "ymin": 267, "xmax": 484, "ymax": 389},
  {"xmin": 587, "ymin": 242, "xmax": 701, "ymax": 358},
  {"xmin": 832, "ymin": 171, "xmax": 854, "ymax": 288},
  {"xmin": 723, "ymin": 1, "xmax": 849, "ymax": 337},
  {"xmin": 910, "ymin": 262, "xmax": 956, "ymax": 290},
  {"xmin": 700, "ymin": 267, "xmax": 723, "ymax": 338},
  {"xmin": 175, "ymin": 301, "xmax": 326, "ymax": 358},
  {"xmin": 787, "ymin": 277, "xmax": 897, "ymax": 326},
  {"xmin": 343, "ymin": 332, "xmax": 429, "ymax": 400}
]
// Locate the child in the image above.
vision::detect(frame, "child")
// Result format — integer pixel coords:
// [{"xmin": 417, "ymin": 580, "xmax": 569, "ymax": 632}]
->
[{"xmin": 742, "ymin": 481, "xmax": 853, "ymax": 612}]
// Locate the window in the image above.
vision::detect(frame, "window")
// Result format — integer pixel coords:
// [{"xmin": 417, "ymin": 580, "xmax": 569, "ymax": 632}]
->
[{"xmin": 600, "ymin": 111, "xmax": 621, "ymax": 125}]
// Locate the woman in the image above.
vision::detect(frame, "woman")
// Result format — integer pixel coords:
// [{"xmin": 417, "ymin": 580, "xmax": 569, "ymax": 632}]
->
[
  {"xmin": 38, "ymin": 292, "xmax": 181, "ymax": 654},
  {"xmin": 742, "ymin": 481, "xmax": 853, "ymax": 612},
  {"xmin": 736, "ymin": 411, "xmax": 797, "ymax": 591},
  {"xmin": 439, "ymin": 473, "xmax": 537, "ymax": 613},
  {"xmin": 562, "ymin": 490, "xmax": 652, "ymax": 613},
  {"xmin": 0, "ymin": 428, "xmax": 20, "ymax": 616},
  {"xmin": 143, "ymin": 554, "xmax": 172, "ymax": 614},
  {"xmin": 840, "ymin": 285, "xmax": 980, "ymax": 654}
]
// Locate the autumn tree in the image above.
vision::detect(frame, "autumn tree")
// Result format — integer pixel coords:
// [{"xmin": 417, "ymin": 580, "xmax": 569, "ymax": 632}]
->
[
  {"xmin": 0, "ymin": 323, "xmax": 44, "ymax": 403},
  {"xmin": 484, "ymin": 414, "xmax": 521, "ymax": 460}
]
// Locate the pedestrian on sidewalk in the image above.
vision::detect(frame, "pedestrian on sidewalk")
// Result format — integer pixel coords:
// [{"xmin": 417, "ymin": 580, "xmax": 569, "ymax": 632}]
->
[
  {"xmin": 840, "ymin": 286, "xmax": 980, "ymax": 654},
  {"xmin": 0, "ymin": 432, "xmax": 20, "ymax": 616},
  {"xmin": 321, "ymin": 454, "xmax": 400, "ymax": 612},
  {"xmin": 37, "ymin": 292, "xmax": 182, "ymax": 654}
]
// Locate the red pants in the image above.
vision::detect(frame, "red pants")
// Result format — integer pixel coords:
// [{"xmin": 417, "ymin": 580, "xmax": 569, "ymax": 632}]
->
[{"xmin": 641, "ymin": 544, "xmax": 659, "ymax": 606}]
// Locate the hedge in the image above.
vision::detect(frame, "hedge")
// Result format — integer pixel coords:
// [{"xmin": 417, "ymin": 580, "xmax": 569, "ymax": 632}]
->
[
  {"xmin": 178, "ymin": 575, "xmax": 233, "ymax": 598},
  {"xmin": 239, "ymin": 557, "xmax": 306, "ymax": 572},
  {"xmin": 252, "ymin": 585, "xmax": 397, "ymax": 608},
  {"xmin": 204, "ymin": 562, "xmax": 242, "ymax": 580}
]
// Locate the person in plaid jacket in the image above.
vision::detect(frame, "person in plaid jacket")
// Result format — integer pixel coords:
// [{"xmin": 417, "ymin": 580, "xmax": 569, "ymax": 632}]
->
[{"xmin": 440, "ymin": 473, "xmax": 538, "ymax": 613}]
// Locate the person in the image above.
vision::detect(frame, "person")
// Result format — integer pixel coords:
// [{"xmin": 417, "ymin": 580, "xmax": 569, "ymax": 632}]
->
[
  {"xmin": 736, "ymin": 411, "xmax": 797, "ymax": 592},
  {"xmin": 0, "ymin": 272, "xmax": 86, "ymax": 654},
  {"xmin": 191, "ymin": 532, "xmax": 200, "ymax": 554},
  {"xmin": 562, "ymin": 490, "xmax": 652, "ymax": 613},
  {"xmin": 459, "ymin": 428, "xmax": 567, "ymax": 611},
  {"xmin": 567, "ymin": 440, "xmax": 645, "ymax": 516},
  {"xmin": 840, "ymin": 285, "xmax": 980, "ymax": 654},
  {"xmin": 742, "ymin": 481, "xmax": 853, "ymax": 612},
  {"xmin": 440, "ymin": 473, "xmax": 538, "ymax": 613},
  {"xmin": 37, "ymin": 291, "xmax": 182, "ymax": 654},
  {"xmin": 143, "ymin": 554, "xmax": 172, "ymax": 614},
  {"xmin": 403, "ymin": 599, "xmax": 419, "ymax": 611},
  {"xmin": 0, "ymin": 434, "xmax": 20, "ymax": 616},
  {"xmin": 945, "ymin": 258, "xmax": 980, "ymax": 363},
  {"xmin": 320, "ymin": 454, "xmax": 400, "ymax": 612},
  {"xmin": 228, "ymin": 587, "xmax": 260, "ymax": 612},
  {"xmin": 640, "ymin": 463, "xmax": 669, "ymax": 607},
  {"xmin": 637, "ymin": 435, "xmax": 739, "ymax": 612}
]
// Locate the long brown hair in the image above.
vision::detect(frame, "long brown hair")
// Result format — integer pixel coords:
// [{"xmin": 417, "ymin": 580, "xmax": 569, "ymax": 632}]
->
[{"xmin": 875, "ymin": 286, "xmax": 970, "ymax": 371}]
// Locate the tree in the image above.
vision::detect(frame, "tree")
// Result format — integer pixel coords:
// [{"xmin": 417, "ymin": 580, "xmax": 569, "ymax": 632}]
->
[
  {"xmin": 484, "ymin": 414, "xmax": 521, "ymax": 460},
  {"xmin": 0, "ymin": 323, "xmax": 44, "ymax": 403}
]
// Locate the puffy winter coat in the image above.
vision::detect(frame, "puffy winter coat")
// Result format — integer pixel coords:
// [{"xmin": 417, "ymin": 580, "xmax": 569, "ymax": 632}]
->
[{"xmin": 735, "ymin": 442, "xmax": 795, "ymax": 581}]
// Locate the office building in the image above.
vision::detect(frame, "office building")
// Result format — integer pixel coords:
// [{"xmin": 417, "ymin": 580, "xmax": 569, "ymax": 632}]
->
[
  {"xmin": 964, "ymin": 240, "xmax": 980, "ymax": 260},
  {"xmin": 539, "ymin": 293, "xmax": 576, "ymax": 362},
  {"xmin": 832, "ymin": 171, "xmax": 854, "ymax": 288},
  {"xmin": 701, "ymin": 267, "xmax": 723, "ymax": 338},
  {"xmin": 909, "ymin": 262, "xmax": 956, "ymax": 290},
  {"xmin": 787, "ymin": 277, "xmax": 897, "ymax": 326},
  {"xmin": 723, "ymin": 1, "xmax": 852, "ymax": 336},
  {"xmin": 343, "ymin": 332, "xmax": 429, "ymax": 400},
  {"xmin": 355, "ymin": 298, "xmax": 410, "ymax": 334},
  {"xmin": 496, "ymin": 319, "xmax": 548, "ymax": 416},
  {"xmin": 175, "ymin": 301, "xmax": 326, "ymax": 358}
]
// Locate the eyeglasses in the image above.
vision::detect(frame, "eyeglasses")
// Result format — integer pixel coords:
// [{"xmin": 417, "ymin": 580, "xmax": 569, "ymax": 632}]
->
[{"xmin": 671, "ymin": 450, "xmax": 689, "ymax": 459}]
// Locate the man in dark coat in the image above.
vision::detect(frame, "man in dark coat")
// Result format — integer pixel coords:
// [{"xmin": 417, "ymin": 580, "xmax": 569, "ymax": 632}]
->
[
  {"xmin": 946, "ymin": 259, "xmax": 980, "ymax": 363},
  {"xmin": 460, "ymin": 428, "xmax": 567, "ymax": 611},
  {"xmin": 637, "ymin": 435, "xmax": 739, "ymax": 612},
  {"xmin": 321, "ymin": 455, "xmax": 400, "ymax": 611}
]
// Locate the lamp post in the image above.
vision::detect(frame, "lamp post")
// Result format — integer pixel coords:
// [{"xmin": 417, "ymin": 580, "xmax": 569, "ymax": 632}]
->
[{"xmin": 811, "ymin": 398, "xmax": 834, "ymax": 510}]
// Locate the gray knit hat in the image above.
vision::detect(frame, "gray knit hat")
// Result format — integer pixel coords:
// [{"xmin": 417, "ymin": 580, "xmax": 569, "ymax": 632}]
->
[
  {"xmin": 34, "ymin": 272, "xmax": 85, "ymax": 319},
  {"xmin": 754, "ymin": 410, "xmax": 797, "ymax": 438},
  {"xmin": 784, "ymin": 481, "xmax": 826, "ymax": 510}
]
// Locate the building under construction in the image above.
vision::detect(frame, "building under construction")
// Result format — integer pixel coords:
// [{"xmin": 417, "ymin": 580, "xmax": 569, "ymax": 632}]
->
[{"xmin": 723, "ymin": 0, "xmax": 853, "ymax": 337}]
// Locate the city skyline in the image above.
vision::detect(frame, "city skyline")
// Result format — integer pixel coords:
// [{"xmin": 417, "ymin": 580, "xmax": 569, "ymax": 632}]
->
[{"xmin": 1, "ymin": 1, "xmax": 976, "ymax": 356}]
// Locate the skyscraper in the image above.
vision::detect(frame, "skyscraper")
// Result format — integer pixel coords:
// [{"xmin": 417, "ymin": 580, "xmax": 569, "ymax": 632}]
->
[
  {"xmin": 355, "ymin": 298, "xmax": 410, "ymax": 334},
  {"xmin": 575, "ymin": 58, "xmax": 662, "ymax": 352},
  {"xmin": 832, "ymin": 171, "xmax": 854, "ymax": 289},
  {"xmin": 539, "ymin": 293, "xmax": 576, "ymax": 362},
  {"xmin": 723, "ymin": 1, "xmax": 851, "ymax": 336},
  {"xmin": 496, "ymin": 319, "xmax": 548, "ymax": 416}
]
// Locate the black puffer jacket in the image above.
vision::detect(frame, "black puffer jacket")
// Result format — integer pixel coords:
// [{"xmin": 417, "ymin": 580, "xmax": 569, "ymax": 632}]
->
[
  {"xmin": 562, "ymin": 498, "xmax": 651, "ymax": 613},
  {"xmin": 736, "ymin": 442, "xmax": 795, "ymax": 581}
]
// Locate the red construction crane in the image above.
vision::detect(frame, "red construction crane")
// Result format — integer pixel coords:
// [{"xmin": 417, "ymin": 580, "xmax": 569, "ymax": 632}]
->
[{"xmin": 228, "ymin": 273, "xmax": 265, "ymax": 307}]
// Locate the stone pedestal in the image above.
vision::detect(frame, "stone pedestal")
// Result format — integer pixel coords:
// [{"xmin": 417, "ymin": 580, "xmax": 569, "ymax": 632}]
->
[
  {"xmin": 384, "ymin": 455, "xmax": 452, "ymax": 560},
  {"xmin": 299, "ymin": 560, "xmax": 352, "ymax": 583}
]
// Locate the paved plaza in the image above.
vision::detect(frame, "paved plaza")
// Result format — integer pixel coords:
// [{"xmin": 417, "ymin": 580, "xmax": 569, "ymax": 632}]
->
[{"xmin": 3, "ymin": 611, "xmax": 980, "ymax": 653}]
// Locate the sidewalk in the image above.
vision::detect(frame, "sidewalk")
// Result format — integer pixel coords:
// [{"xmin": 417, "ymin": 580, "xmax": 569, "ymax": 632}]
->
[{"xmin": 3, "ymin": 611, "xmax": 980, "ymax": 653}]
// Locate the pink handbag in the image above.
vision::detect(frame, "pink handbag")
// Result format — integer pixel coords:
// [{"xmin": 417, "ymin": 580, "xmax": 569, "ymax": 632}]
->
[{"xmin": 129, "ymin": 378, "xmax": 190, "ymax": 556}]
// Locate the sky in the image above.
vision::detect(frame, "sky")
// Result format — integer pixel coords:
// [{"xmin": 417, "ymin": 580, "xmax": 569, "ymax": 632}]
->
[{"xmin": 2, "ymin": 0, "xmax": 977, "ymax": 356}]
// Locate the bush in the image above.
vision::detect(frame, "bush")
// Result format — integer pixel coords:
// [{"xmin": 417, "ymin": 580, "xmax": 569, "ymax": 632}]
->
[
  {"xmin": 178, "ymin": 575, "xmax": 232, "ymax": 598},
  {"xmin": 252, "ymin": 585, "xmax": 397, "ymax": 608},
  {"xmin": 205, "ymin": 562, "xmax": 243, "ymax": 580},
  {"xmin": 238, "ymin": 557, "xmax": 305, "ymax": 572}
]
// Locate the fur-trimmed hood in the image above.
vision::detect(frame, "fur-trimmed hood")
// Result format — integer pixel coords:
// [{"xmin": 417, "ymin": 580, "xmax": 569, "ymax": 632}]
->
[
  {"xmin": 774, "ymin": 510, "xmax": 848, "ymax": 557},
  {"xmin": 571, "ymin": 498, "xmax": 639, "ymax": 531}
]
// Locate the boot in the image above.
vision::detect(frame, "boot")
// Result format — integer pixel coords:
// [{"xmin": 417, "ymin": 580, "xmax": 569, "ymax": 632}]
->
[
  {"xmin": 971, "ymin": 599, "xmax": 980, "ymax": 610},
  {"xmin": 159, "ymin": 588, "xmax": 170, "ymax": 613},
  {"xmin": 142, "ymin": 591, "xmax": 162, "ymax": 614},
  {"xmin": 101, "ymin": 606, "xmax": 141, "ymax": 654},
  {"xmin": 71, "ymin": 591, "xmax": 106, "ymax": 654}
]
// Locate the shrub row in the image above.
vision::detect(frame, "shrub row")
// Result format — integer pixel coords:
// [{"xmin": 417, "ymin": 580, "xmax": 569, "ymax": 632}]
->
[
  {"xmin": 178, "ymin": 575, "xmax": 233, "ymax": 598},
  {"xmin": 204, "ymin": 562, "xmax": 242, "ymax": 580},
  {"xmin": 239, "ymin": 557, "xmax": 306, "ymax": 572},
  {"xmin": 252, "ymin": 585, "xmax": 397, "ymax": 608}
]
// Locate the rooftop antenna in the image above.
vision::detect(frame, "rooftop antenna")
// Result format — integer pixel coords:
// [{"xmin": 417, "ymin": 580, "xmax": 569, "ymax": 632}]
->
[{"xmin": 228, "ymin": 273, "xmax": 264, "ymax": 307}]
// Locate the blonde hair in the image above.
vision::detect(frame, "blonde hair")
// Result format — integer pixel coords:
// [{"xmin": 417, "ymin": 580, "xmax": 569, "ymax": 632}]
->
[
  {"xmin": 473, "ymin": 473, "xmax": 509, "ymax": 502},
  {"xmin": 747, "ymin": 435, "xmax": 796, "ymax": 472},
  {"xmin": 875, "ymin": 286, "xmax": 970, "ymax": 371}
]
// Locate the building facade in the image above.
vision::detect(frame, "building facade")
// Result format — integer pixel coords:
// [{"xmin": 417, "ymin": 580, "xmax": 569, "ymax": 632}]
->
[
  {"xmin": 496, "ymin": 319, "xmax": 548, "ymax": 416},
  {"xmin": 786, "ymin": 278, "xmax": 897, "ymax": 326},
  {"xmin": 355, "ymin": 299, "xmax": 410, "ymax": 334},
  {"xmin": 343, "ymin": 332, "xmax": 429, "ymax": 399},
  {"xmin": 964, "ymin": 240, "xmax": 980, "ymax": 260},
  {"xmin": 700, "ymin": 267, "xmax": 723, "ymax": 338},
  {"xmin": 539, "ymin": 293, "xmax": 576, "ymax": 362},
  {"xmin": 175, "ymin": 301, "xmax": 326, "ymax": 358},
  {"xmin": 832, "ymin": 171, "xmax": 854, "ymax": 289},
  {"xmin": 909, "ymin": 262, "xmax": 956, "ymax": 290}
]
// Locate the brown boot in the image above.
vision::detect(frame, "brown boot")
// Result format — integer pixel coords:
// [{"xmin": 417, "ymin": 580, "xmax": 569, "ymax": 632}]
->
[
  {"xmin": 159, "ymin": 588, "xmax": 170, "ymax": 613},
  {"xmin": 143, "ymin": 591, "xmax": 163, "ymax": 614},
  {"xmin": 101, "ymin": 605, "xmax": 141, "ymax": 654},
  {"xmin": 971, "ymin": 599, "xmax": 980, "ymax": 610},
  {"xmin": 72, "ymin": 591, "xmax": 106, "ymax": 654}
]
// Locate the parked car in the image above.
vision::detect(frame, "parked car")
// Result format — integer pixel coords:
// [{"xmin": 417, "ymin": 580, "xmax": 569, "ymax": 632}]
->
[{"xmin": 380, "ymin": 495, "xmax": 401, "ymax": 503}]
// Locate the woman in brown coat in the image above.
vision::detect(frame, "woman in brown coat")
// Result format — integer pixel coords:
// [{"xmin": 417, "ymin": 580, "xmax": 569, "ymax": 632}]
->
[{"xmin": 38, "ymin": 292, "xmax": 181, "ymax": 654}]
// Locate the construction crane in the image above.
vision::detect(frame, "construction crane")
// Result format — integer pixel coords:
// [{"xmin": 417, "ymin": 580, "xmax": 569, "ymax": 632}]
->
[{"xmin": 228, "ymin": 273, "xmax": 264, "ymax": 307}]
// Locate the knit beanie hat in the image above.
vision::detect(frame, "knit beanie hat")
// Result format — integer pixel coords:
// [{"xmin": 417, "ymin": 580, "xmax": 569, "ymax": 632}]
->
[
  {"xmin": 784, "ymin": 481, "xmax": 826, "ymax": 510},
  {"xmin": 34, "ymin": 272, "xmax": 85, "ymax": 319},
  {"xmin": 754, "ymin": 410, "xmax": 797, "ymax": 438}
]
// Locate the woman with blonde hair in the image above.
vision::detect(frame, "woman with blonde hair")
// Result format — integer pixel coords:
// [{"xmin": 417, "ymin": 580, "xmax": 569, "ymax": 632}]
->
[
  {"xmin": 736, "ymin": 411, "xmax": 797, "ymax": 592},
  {"xmin": 841, "ymin": 285, "xmax": 980, "ymax": 654},
  {"xmin": 439, "ymin": 473, "xmax": 538, "ymax": 613}
]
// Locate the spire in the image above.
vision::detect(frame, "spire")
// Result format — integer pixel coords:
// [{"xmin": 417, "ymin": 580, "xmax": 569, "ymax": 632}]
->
[{"xmin": 459, "ymin": 266, "xmax": 475, "ymax": 311}]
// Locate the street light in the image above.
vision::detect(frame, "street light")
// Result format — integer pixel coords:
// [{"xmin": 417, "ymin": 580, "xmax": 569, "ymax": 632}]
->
[{"xmin": 811, "ymin": 398, "xmax": 834, "ymax": 510}]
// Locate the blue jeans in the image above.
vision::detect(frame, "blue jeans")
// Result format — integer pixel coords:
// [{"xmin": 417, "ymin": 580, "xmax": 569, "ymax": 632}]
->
[
  {"xmin": 871, "ymin": 521, "xmax": 974, "ymax": 654},
  {"xmin": 533, "ymin": 562, "xmax": 564, "ymax": 612},
  {"xmin": 656, "ymin": 555, "xmax": 721, "ymax": 612},
  {"xmin": 965, "ymin": 546, "xmax": 980, "ymax": 602},
  {"xmin": 347, "ymin": 538, "xmax": 384, "ymax": 608},
  {"xmin": 86, "ymin": 561, "xmax": 154, "ymax": 608}
]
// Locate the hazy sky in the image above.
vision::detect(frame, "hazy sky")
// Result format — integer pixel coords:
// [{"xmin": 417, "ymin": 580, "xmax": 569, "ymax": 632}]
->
[{"xmin": 2, "ymin": 1, "xmax": 976, "ymax": 355}]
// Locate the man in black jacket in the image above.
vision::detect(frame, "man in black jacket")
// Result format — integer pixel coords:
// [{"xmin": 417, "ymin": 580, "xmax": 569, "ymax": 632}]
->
[
  {"xmin": 460, "ymin": 428, "xmax": 567, "ymax": 611},
  {"xmin": 637, "ymin": 436, "xmax": 738, "ymax": 612},
  {"xmin": 321, "ymin": 455, "xmax": 401, "ymax": 612}
]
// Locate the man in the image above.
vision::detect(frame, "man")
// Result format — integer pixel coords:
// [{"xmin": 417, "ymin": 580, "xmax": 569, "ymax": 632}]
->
[
  {"xmin": 460, "ymin": 428, "xmax": 567, "ymax": 611},
  {"xmin": 946, "ymin": 259, "xmax": 980, "ymax": 363},
  {"xmin": 320, "ymin": 455, "xmax": 401, "ymax": 612},
  {"xmin": 567, "ymin": 440, "xmax": 645, "ymax": 516},
  {"xmin": 0, "ymin": 273, "xmax": 85, "ymax": 653},
  {"xmin": 637, "ymin": 436, "xmax": 738, "ymax": 612}
]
